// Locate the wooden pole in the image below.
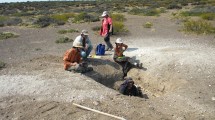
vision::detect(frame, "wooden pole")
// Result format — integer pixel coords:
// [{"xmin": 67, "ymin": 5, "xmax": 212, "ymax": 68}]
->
[{"xmin": 73, "ymin": 103, "xmax": 126, "ymax": 120}]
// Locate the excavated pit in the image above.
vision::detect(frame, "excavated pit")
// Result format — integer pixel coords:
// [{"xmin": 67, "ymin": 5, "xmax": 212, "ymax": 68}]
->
[
  {"xmin": 16, "ymin": 55, "xmax": 187, "ymax": 98},
  {"xmin": 85, "ymin": 57, "xmax": 187, "ymax": 98}
]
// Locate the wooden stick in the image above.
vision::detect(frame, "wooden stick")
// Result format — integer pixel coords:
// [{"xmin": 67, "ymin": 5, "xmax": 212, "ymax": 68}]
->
[{"xmin": 73, "ymin": 103, "xmax": 126, "ymax": 120}]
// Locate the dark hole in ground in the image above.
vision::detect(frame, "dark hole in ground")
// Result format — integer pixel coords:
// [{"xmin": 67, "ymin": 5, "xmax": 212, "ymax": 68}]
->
[{"xmin": 84, "ymin": 58, "xmax": 149, "ymax": 99}]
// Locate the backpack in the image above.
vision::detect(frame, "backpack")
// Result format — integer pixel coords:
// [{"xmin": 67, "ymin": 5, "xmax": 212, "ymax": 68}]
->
[{"xmin": 96, "ymin": 44, "xmax": 105, "ymax": 55}]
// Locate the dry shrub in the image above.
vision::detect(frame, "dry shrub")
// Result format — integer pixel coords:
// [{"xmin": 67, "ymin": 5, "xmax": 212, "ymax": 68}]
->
[
  {"xmin": 0, "ymin": 32, "xmax": 19, "ymax": 40},
  {"xmin": 143, "ymin": 22, "xmax": 153, "ymax": 28},
  {"xmin": 55, "ymin": 36, "xmax": 73, "ymax": 43},
  {"xmin": 201, "ymin": 13, "xmax": 215, "ymax": 20},
  {"xmin": 57, "ymin": 29, "xmax": 79, "ymax": 34},
  {"xmin": 0, "ymin": 61, "xmax": 6, "ymax": 70},
  {"xmin": 182, "ymin": 20, "xmax": 215, "ymax": 34},
  {"xmin": 51, "ymin": 13, "xmax": 75, "ymax": 22}
]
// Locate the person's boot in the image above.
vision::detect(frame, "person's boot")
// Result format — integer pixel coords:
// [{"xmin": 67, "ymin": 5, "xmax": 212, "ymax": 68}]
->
[
  {"xmin": 139, "ymin": 63, "xmax": 143, "ymax": 68},
  {"xmin": 86, "ymin": 67, "xmax": 93, "ymax": 72}
]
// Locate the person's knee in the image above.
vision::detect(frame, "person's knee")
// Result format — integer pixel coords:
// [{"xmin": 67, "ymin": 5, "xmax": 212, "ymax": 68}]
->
[{"xmin": 81, "ymin": 51, "xmax": 86, "ymax": 58}]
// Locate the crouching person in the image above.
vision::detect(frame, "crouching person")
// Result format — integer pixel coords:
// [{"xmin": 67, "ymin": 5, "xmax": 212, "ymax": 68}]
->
[
  {"xmin": 63, "ymin": 42, "xmax": 93, "ymax": 73},
  {"xmin": 119, "ymin": 77, "xmax": 141, "ymax": 96},
  {"xmin": 74, "ymin": 29, "xmax": 93, "ymax": 61}
]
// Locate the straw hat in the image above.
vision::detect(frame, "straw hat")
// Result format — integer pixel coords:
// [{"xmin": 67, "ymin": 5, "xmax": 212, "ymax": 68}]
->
[{"xmin": 73, "ymin": 42, "xmax": 83, "ymax": 48}]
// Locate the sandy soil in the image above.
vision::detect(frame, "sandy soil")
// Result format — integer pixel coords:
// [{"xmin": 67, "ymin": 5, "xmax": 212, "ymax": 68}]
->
[{"xmin": 0, "ymin": 11, "xmax": 215, "ymax": 120}]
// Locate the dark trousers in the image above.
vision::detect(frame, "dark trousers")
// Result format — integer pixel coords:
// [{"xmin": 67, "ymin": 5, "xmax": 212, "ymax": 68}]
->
[
  {"xmin": 104, "ymin": 33, "xmax": 113, "ymax": 49},
  {"xmin": 114, "ymin": 57, "xmax": 133, "ymax": 78}
]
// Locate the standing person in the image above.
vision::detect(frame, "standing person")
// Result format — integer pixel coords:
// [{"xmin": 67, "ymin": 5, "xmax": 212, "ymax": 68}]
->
[
  {"xmin": 100, "ymin": 11, "xmax": 113, "ymax": 51},
  {"xmin": 113, "ymin": 38, "xmax": 142, "ymax": 78},
  {"xmin": 63, "ymin": 42, "xmax": 93, "ymax": 73},
  {"xmin": 74, "ymin": 29, "xmax": 93, "ymax": 61}
]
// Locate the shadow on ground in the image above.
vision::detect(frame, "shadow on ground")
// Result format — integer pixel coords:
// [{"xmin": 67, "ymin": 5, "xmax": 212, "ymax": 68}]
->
[
  {"xmin": 83, "ymin": 57, "xmax": 149, "ymax": 99},
  {"xmin": 84, "ymin": 58, "xmax": 123, "ymax": 88}
]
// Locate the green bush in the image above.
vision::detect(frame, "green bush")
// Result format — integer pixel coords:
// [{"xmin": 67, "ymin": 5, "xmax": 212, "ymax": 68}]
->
[
  {"xmin": 0, "ymin": 22, "xmax": 4, "ymax": 27},
  {"xmin": 72, "ymin": 12, "xmax": 99, "ymax": 23},
  {"xmin": 111, "ymin": 14, "xmax": 126, "ymax": 22},
  {"xmin": 51, "ymin": 13, "xmax": 75, "ymax": 22},
  {"xmin": 58, "ymin": 30, "xmax": 68, "ymax": 34},
  {"xmin": 113, "ymin": 21, "xmax": 128, "ymax": 33},
  {"xmin": 167, "ymin": 3, "xmax": 182, "ymax": 9},
  {"xmin": 34, "ymin": 16, "xmax": 53, "ymax": 28},
  {"xmin": 5, "ymin": 17, "xmax": 22, "ymax": 26},
  {"xmin": 180, "ymin": 6, "xmax": 215, "ymax": 17},
  {"xmin": 201, "ymin": 13, "xmax": 215, "ymax": 20},
  {"xmin": 129, "ymin": 7, "xmax": 161, "ymax": 16},
  {"xmin": 55, "ymin": 37, "xmax": 73, "ymax": 43},
  {"xmin": 182, "ymin": 20, "xmax": 215, "ymax": 34},
  {"xmin": 67, "ymin": 29, "xmax": 79, "ymax": 33},
  {"xmin": 157, "ymin": 7, "xmax": 166, "ymax": 13},
  {"xmin": 34, "ymin": 15, "xmax": 65, "ymax": 27},
  {"xmin": 57, "ymin": 29, "xmax": 79, "ymax": 34},
  {"xmin": 0, "ymin": 32, "xmax": 19, "ymax": 40},
  {"xmin": 144, "ymin": 22, "xmax": 153, "ymax": 28},
  {"xmin": 0, "ymin": 16, "xmax": 9, "ymax": 27},
  {"xmin": 0, "ymin": 61, "xmax": 6, "ymax": 70}
]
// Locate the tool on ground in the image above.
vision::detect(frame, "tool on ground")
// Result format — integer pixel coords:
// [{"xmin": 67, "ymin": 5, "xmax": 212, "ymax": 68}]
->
[{"xmin": 73, "ymin": 103, "xmax": 126, "ymax": 120}]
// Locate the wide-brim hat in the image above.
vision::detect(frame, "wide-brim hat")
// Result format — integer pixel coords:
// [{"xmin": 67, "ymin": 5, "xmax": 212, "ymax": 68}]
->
[
  {"xmin": 73, "ymin": 42, "xmax": 83, "ymax": 48},
  {"xmin": 115, "ymin": 38, "xmax": 123, "ymax": 44},
  {"xmin": 101, "ymin": 11, "xmax": 108, "ymax": 17},
  {"xmin": 81, "ymin": 29, "xmax": 89, "ymax": 36}
]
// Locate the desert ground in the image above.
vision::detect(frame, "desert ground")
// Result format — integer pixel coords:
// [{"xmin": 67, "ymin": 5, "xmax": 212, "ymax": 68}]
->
[{"xmin": 0, "ymin": 11, "xmax": 215, "ymax": 120}]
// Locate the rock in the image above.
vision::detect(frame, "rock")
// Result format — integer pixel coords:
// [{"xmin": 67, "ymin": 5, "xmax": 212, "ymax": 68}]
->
[{"xmin": 93, "ymin": 101, "xmax": 100, "ymax": 106}]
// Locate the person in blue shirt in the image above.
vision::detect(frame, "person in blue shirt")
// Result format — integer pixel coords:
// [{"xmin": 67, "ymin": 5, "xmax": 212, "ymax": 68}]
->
[{"xmin": 73, "ymin": 29, "xmax": 93, "ymax": 61}]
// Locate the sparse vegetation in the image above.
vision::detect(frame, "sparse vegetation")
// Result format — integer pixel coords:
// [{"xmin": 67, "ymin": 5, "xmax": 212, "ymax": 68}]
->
[
  {"xmin": 35, "ymin": 48, "xmax": 42, "ymax": 51},
  {"xmin": 72, "ymin": 12, "xmax": 99, "ymax": 23},
  {"xmin": 144, "ymin": 22, "xmax": 153, "ymax": 28},
  {"xmin": 111, "ymin": 14, "xmax": 126, "ymax": 22},
  {"xmin": 0, "ymin": 16, "xmax": 9, "ymax": 27},
  {"xmin": 55, "ymin": 36, "xmax": 73, "ymax": 43},
  {"xmin": 51, "ymin": 13, "xmax": 75, "ymax": 22},
  {"xmin": 0, "ymin": 32, "xmax": 19, "ymax": 40},
  {"xmin": 33, "ymin": 16, "xmax": 53, "ymax": 28},
  {"xmin": 0, "ymin": 0, "xmax": 214, "ymax": 28},
  {"xmin": 57, "ymin": 29, "xmax": 79, "ymax": 34},
  {"xmin": 200, "ymin": 13, "xmax": 215, "ymax": 20},
  {"xmin": 5, "ymin": 17, "xmax": 22, "ymax": 26},
  {"xmin": 129, "ymin": 7, "xmax": 161, "ymax": 16},
  {"xmin": 92, "ymin": 26, "xmax": 100, "ymax": 32},
  {"xmin": 111, "ymin": 13, "xmax": 128, "ymax": 34},
  {"xmin": 0, "ymin": 61, "xmax": 6, "ymax": 70},
  {"xmin": 180, "ymin": 6, "xmax": 215, "ymax": 20},
  {"xmin": 182, "ymin": 20, "xmax": 215, "ymax": 34},
  {"xmin": 113, "ymin": 21, "xmax": 128, "ymax": 33}
]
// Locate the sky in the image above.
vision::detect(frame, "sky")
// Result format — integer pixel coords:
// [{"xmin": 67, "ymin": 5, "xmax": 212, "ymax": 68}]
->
[{"xmin": 0, "ymin": 0, "xmax": 52, "ymax": 3}]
